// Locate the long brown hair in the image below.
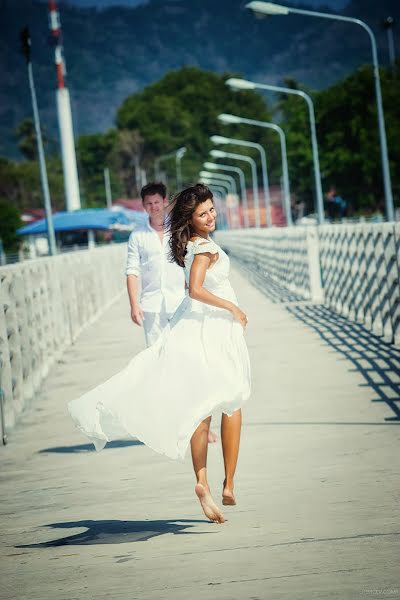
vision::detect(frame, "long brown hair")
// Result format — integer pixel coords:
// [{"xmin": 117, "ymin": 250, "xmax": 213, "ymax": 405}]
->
[{"xmin": 167, "ymin": 183, "xmax": 214, "ymax": 267}]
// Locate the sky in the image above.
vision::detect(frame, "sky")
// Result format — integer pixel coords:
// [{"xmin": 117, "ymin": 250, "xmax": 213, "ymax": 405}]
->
[{"xmin": 62, "ymin": 0, "xmax": 350, "ymax": 9}]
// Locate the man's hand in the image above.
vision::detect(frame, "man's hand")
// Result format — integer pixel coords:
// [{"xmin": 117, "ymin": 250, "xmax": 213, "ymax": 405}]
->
[{"xmin": 131, "ymin": 305, "xmax": 144, "ymax": 327}]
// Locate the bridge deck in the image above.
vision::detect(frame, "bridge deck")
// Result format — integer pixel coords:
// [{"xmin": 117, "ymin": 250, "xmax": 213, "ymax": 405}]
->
[{"xmin": 1, "ymin": 267, "xmax": 399, "ymax": 600}]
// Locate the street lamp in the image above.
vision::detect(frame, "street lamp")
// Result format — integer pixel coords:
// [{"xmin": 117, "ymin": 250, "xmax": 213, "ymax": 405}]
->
[
  {"xmin": 200, "ymin": 171, "xmax": 240, "ymax": 228},
  {"xmin": 383, "ymin": 17, "xmax": 396, "ymax": 71},
  {"xmin": 204, "ymin": 161, "xmax": 249, "ymax": 227},
  {"xmin": 210, "ymin": 134, "xmax": 272, "ymax": 227},
  {"xmin": 218, "ymin": 113, "xmax": 292, "ymax": 226},
  {"xmin": 176, "ymin": 146, "xmax": 186, "ymax": 189},
  {"xmin": 154, "ymin": 146, "xmax": 186, "ymax": 190},
  {"xmin": 206, "ymin": 184, "xmax": 226, "ymax": 200},
  {"xmin": 155, "ymin": 151, "xmax": 174, "ymax": 180},
  {"xmin": 199, "ymin": 180, "xmax": 233, "ymax": 229},
  {"xmin": 200, "ymin": 178, "xmax": 240, "ymax": 229},
  {"xmin": 227, "ymin": 77, "xmax": 324, "ymax": 224},
  {"xmin": 210, "ymin": 148, "xmax": 261, "ymax": 228},
  {"xmin": 20, "ymin": 27, "xmax": 56, "ymax": 256},
  {"xmin": 200, "ymin": 177, "xmax": 232, "ymax": 194},
  {"xmin": 200, "ymin": 171, "xmax": 238, "ymax": 195},
  {"xmin": 246, "ymin": 1, "xmax": 395, "ymax": 222},
  {"xmin": 205, "ymin": 185, "xmax": 228, "ymax": 230}
]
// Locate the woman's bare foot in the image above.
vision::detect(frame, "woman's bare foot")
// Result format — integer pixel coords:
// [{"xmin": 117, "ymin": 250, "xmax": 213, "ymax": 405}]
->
[
  {"xmin": 208, "ymin": 429, "xmax": 219, "ymax": 444},
  {"xmin": 195, "ymin": 483, "xmax": 225, "ymax": 524},
  {"xmin": 222, "ymin": 480, "xmax": 236, "ymax": 506}
]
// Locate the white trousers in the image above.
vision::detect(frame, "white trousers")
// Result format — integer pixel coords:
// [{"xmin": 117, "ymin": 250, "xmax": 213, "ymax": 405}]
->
[{"xmin": 143, "ymin": 311, "xmax": 174, "ymax": 347}]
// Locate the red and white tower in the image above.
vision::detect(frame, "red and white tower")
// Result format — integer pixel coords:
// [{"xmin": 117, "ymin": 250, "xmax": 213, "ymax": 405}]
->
[{"xmin": 48, "ymin": 0, "xmax": 81, "ymax": 211}]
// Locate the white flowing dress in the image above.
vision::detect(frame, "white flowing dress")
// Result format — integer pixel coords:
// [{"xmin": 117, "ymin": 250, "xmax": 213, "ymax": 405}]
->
[{"xmin": 68, "ymin": 237, "xmax": 251, "ymax": 461}]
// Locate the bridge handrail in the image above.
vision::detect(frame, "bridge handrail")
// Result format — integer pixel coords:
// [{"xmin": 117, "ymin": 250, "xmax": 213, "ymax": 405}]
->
[
  {"xmin": 0, "ymin": 244, "xmax": 126, "ymax": 444},
  {"xmin": 214, "ymin": 222, "xmax": 400, "ymax": 347}
]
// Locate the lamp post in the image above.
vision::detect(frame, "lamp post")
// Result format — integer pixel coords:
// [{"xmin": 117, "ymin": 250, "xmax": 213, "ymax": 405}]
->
[
  {"xmin": 207, "ymin": 184, "xmax": 226, "ymax": 201},
  {"xmin": 383, "ymin": 17, "xmax": 396, "ymax": 71},
  {"xmin": 200, "ymin": 172, "xmax": 240, "ymax": 228},
  {"xmin": 104, "ymin": 167, "xmax": 112, "ymax": 209},
  {"xmin": 204, "ymin": 161, "xmax": 249, "ymax": 227},
  {"xmin": 200, "ymin": 180, "xmax": 232, "ymax": 229},
  {"xmin": 206, "ymin": 185, "xmax": 227, "ymax": 230},
  {"xmin": 246, "ymin": 1, "xmax": 395, "ymax": 222},
  {"xmin": 200, "ymin": 177, "xmax": 232, "ymax": 194},
  {"xmin": 176, "ymin": 146, "xmax": 186, "ymax": 189},
  {"xmin": 154, "ymin": 146, "xmax": 186, "ymax": 190},
  {"xmin": 155, "ymin": 151, "xmax": 173, "ymax": 179},
  {"xmin": 218, "ymin": 113, "xmax": 292, "ymax": 226},
  {"xmin": 210, "ymin": 148, "xmax": 261, "ymax": 228},
  {"xmin": 227, "ymin": 77, "xmax": 324, "ymax": 224},
  {"xmin": 210, "ymin": 135, "xmax": 272, "ymax": 227},
  {"xmin": 199, "ymin": 171, "xmax": 238, "ymax": 195},
  {"xmin": 20, "ymin": 27, "xmax": 56, "ymax": 256}
]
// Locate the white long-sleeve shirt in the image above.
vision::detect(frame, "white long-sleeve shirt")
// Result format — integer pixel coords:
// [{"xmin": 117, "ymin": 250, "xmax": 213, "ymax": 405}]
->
[{"xmin": 125, "ymin": 221, "xmax": 185, "ymax": 313}]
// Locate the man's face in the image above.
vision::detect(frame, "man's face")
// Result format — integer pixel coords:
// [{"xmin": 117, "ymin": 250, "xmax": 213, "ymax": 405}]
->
[{"xmin": 142, "ymin": 193, "xmax": 168, "ymax": 218}]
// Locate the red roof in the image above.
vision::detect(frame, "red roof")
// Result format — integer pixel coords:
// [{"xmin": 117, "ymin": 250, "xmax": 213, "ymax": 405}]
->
[
  {"xmin": 21, "ymin": 208, "xmax": 48, "ymax": 223},
  {"xmin": 113, "ymin": 198, "xmax": 144, "ymax": 212}
]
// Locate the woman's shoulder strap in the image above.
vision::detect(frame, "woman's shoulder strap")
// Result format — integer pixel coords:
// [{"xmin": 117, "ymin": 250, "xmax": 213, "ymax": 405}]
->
[{"xmin": 191, "ymin": 238, "xmax": 219, "ymax": 255}]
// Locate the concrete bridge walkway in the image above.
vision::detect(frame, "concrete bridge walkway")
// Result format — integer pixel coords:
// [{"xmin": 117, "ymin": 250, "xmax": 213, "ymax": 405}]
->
[{"xmin": 1, "ymin": 266, "xmax": 399, "ymax": 600}]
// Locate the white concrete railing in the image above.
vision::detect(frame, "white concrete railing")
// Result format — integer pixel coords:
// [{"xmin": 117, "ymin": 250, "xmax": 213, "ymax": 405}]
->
[
  {"xmin": 214, "ymin": 223, "xmax": 400, "ymax": 347},
  {"xmin": 214, "ymin": 227, "xmax": 323, "ymax": 304},
  {"xmin": 0, "ymin": 244, "xmax": 126, "ymax": 443}
]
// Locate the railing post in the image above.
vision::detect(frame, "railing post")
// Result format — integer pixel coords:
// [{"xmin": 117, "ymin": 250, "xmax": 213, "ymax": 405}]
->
[
  {"xmin": 307, "ymin": 226, "xmax": 324, "ymax": 303},
  {"xmin": 0, "ymin": 388, "xmax": 6, "ymax": 445}
]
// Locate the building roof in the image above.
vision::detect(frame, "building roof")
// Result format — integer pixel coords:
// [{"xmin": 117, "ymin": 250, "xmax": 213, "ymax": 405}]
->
[
  {"xmin": 17, "ymin": 208, "xmax": 147, "ymax": 236},
  {"xmin": 114, "ymin": 198, "xmax": 144, "ymax": 211}
]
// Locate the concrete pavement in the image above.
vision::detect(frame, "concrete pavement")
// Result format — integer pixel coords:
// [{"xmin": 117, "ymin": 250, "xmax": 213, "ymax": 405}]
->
[{"xmin": 1, "ymin": 266, "xmax": 399, "ymax": 600}]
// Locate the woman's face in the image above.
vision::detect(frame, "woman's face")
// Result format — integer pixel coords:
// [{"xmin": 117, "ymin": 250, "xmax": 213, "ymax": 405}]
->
[{"xmin": 190, "ymin": 199, "xmax": 216, "ymax": 235}]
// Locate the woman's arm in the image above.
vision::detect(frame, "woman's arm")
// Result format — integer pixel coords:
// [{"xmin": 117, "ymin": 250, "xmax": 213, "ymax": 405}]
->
[
  {"xmin": 189, "ymin": 253, "xmax": 247, "ymax": 328},
  {"xmin": 189, "ymin": 253, "xmax": 233, "ymax": 310}
]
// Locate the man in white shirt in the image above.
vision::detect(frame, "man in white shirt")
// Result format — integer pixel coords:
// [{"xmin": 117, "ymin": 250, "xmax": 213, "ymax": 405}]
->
[
  {"xmin": 126, "ymin": 182, "xmax": 218, "ymax": 443},
  {"xmin": 126, "ymin": 182, "xmax": 184, "ymax": 347}
]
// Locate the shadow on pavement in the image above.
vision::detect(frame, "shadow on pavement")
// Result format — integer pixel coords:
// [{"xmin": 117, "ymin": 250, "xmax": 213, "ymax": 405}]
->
[
  {"xmin": 16, "ymin": 518, "xmax": 210, "ymax": 547},
  {"xmin": 232, "ymin": 257, "xmax": 304, "ymax": 304},
  {"xmin": 38, "ymin": 439, "xmax": 144, "ymax": 453},
  {"xmin": 287, "ymin": 304, "xmax": 400, "ymax": 421}
]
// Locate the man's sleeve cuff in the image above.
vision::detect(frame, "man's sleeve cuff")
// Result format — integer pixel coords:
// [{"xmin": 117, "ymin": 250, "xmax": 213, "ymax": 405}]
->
[{"xmin": 126, "ymin": 269, "xmax": 140, "ymax": 277}]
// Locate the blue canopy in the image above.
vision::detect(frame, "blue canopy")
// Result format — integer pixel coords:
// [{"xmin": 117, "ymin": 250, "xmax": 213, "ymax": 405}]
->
[{"xmin": 18, "ymin": 208, "xmax": 147, "ymax": 235}]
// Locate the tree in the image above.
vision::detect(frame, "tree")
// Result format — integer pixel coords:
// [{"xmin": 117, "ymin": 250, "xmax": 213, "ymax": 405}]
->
[
  {"xmin": 108, "ymin": 129, "xmax": 143, "ymax": 198},
  {"xmin": 15, "ymin": 118, "xmax": 54, "ymax": 161},
  {"xmin": 0, "ymin": 156, "xmax": 65, "ymax": 212},
  {"xmin": 15, "ymin": 119, "xmax": 38, "ymax": 161},
  {"xmin": 277, "ymin": 64, "xmax": 400, "ymax": 215},
  {"xmin": 76, "ymin": 130, "xmax": 123, "ymax": 206},
  {"xmin": 0, "ymin": 200, "xmax": 22, "ymax": 252},
  {"xmin": 273, "ymin": 78, "xmax": 316, "ymax": 213},
  {"xmin": 116, "ymin": 66, "xmax": 278, "ymax": 191}
]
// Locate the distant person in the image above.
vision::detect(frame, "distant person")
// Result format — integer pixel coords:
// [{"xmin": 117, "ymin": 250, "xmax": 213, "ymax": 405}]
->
[
  {"xmin": 326, "ymin": 187, "xmax": 347, "ymax": 221},
  {"xmin": 125, "ymin": 182, "xmax": 218, "ymax": 443},
  {"xmin": 68, "ymin": 183, "xmax": 251, "ymax": 524},
  {"xmin": 291, "ymin": 195, "xmax": 305, "ymax": 224}
]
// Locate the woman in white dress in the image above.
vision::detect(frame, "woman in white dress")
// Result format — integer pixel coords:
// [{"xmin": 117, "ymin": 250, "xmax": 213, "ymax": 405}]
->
[{"xmin": 68, "ymin": 184, "xmax": 251, "ymax": 524}]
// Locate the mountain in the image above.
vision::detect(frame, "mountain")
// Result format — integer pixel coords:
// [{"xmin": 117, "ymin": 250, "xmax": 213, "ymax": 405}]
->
[{"xmin": 1, "ymin": 0, "xmax": 399, "ymax": 157}]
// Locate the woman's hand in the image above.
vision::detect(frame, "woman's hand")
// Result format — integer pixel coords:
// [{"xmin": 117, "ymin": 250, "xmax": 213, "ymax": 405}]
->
[{"xmin": 230, "ymin": 305, "xmax": 248, "ymax": 329}]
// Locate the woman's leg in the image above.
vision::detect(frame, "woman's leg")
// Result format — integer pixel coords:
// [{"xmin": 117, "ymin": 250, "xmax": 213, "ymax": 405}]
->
[
  {"xmin": 191, "ymin": 417, "xmax": 225, "ymax": 524},
  {"xmin": 191, "ymin": 416, "xmax": 211, "ymax": 488},
  {"xmin": 221, "ymin": 409, "xmax": 242, "ymax": 504}
]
